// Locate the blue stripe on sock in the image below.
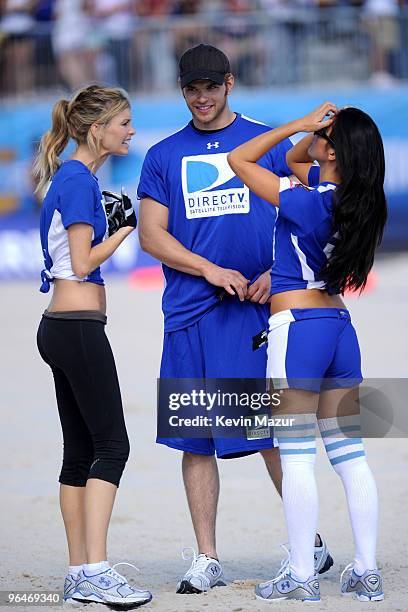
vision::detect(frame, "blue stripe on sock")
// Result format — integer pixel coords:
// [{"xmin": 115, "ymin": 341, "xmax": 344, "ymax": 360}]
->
[
  {"xmin": 325, "ymin": 438, "xmax": 363, "ymax": 452},
  {"xmin": 280, "ymin": 448, "xmax": 317, "ymax": 455},
  {"xmin": 277, "ymin": 436, "xmax": 316, "ymax": 444},
  {"xmin": 321, "ymin": 425, "xmax": 360, "ymax": 438},
  {"xmin": 330, "ymin": 450, "xmax": 365, "ymax": 465}
]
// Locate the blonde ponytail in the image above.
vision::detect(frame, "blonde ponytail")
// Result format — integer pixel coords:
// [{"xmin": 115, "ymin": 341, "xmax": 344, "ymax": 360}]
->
[
  {"xmin": 33, "ymin": 99, "xmax": 70, "ymax": 194},
  {"xmin": 33, "ymin": 85, "xmax": 130, "ymax": 196}
]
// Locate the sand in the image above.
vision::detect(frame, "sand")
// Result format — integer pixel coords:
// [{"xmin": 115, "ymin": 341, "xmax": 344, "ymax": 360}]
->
[{"xmin": 1, "ymin": 253, "xmax": 407, "ymax": 611}]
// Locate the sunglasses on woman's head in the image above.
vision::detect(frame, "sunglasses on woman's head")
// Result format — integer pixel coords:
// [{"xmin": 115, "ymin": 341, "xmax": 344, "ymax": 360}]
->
[{"xmin": 314, "ymin": 128, "xmax": 335, "ymax": 147}]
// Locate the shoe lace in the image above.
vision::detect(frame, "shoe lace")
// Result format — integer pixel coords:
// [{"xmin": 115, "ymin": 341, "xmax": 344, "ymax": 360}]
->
[
  {"xmin": 259, "ymin": 544, "xmax": 292, "ymax": 586},
  {"xmin": 181, "ymin": 547, "xmax": 214, "ymax": 573},
  {"xmin": 275, "ymin": 543, "xmax": 291, "ymax": 581},
  {"xmin": 271, "ymin": 542, "xmax": 290, "ymax": 583},
  {"xmin": 181, "ymin": 546, "xmax": 197, "ymax": 562},
  {"xmin": 340, "ymin": 562, "xmax": 354, "ymax": 586},
  {"xmin": 107, "ymin": 562, "xmax": 141, "ymax": 585}
]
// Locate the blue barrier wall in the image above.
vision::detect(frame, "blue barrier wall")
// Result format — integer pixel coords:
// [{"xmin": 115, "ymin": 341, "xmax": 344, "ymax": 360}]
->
[{"xmin": 0, "ymin": 87, "xmax": 407, "ymax": 281}]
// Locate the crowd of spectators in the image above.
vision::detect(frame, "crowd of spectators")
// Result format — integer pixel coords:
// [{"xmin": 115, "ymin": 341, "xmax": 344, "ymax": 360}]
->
[{"xmin": 0, "ymin": 0, "xmax": 407, "ymax": 96}]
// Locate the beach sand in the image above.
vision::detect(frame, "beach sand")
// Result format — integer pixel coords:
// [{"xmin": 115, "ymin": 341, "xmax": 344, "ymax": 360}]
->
[{"xmin": 1, "ymin": 253, "xmax": 407, "ymax": 611}]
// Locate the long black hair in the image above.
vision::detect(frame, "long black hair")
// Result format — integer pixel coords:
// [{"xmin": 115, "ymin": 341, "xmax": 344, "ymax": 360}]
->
[{"xmin": 320, "ymin": 107, "xmax": 387, "ymax": 294}]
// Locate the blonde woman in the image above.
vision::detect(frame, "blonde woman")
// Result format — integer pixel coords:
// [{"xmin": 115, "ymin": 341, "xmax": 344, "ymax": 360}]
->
[{"xmin": 34, "ymin": 85, "xmax": 152, "ymax": 608}]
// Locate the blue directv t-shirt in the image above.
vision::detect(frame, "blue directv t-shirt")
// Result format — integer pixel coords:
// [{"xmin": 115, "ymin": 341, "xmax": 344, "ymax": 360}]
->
[
  {"xmin": 137, "ymin": 113, "xmax": 292, "ymax": 332},
  {"xmin": 271, "ymin": 167, "xmax": 339, "ymax": 295},
  {"xmin": 39, "ymin": 160, "xmax": 107, "ymax": 292}
]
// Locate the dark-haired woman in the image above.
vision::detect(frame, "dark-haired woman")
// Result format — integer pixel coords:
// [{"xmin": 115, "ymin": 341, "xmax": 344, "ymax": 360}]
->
[
  {"xmin": 34, "ymin": 85, "xmax": 152, "ymax": 608},
  {"xmin": 228, "ymin": 103, "xmax": 387, "ymax": 603}
]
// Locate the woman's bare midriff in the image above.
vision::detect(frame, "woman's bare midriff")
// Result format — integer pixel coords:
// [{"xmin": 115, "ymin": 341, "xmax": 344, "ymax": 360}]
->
[
  {"xmin": 47, "ymin": 279, "xmax": 107, "ymax": 314},
  {"xmin": 270, "ymin": 288, "xmax": 346, "ymax": 315}
]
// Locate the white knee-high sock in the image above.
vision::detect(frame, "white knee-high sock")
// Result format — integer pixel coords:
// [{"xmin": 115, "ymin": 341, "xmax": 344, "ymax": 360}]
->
[
  {"xmin": 278, "ymin": 416, "xmax": 318, "ymax": 582},
  {"xmin": 319, "ymin": 416, "xmax": 378, "ymax": 575}
]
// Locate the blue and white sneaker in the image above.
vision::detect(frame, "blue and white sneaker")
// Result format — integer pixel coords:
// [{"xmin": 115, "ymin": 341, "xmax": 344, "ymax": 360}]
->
[
  {"xmin": 63, "ymin": 573, "xmax": 83, "ymax": 606},
  {"xmin": 277, "ymin": 539, "xmax": 333, "ymax": 579},
  {"xmin": 72, "ymin": 562, "xmax": 152, "ymax": 609},
  {"xmin": 176, "ymin": 548, "xmax": 225, "ymax": 594},
  {"xmin": 341, "ymin": 564, "xmax": 384, "ymax": 601},
  {"xmin": 255, "ymin": 569, "xmax": 320, "ymax": 602},
  {"xmin": 314, "ymin": 534, "xmax": 334, "ymax": 575}
]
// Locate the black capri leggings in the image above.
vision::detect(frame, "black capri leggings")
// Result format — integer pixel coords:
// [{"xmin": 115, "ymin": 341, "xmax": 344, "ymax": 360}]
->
[{"xmin": 37, "ymin": 312, "xmax": 130, "ymax": 487}]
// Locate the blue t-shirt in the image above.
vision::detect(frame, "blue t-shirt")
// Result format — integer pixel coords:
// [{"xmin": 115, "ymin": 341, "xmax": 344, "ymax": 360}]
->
[
  {"xmin": 137, "ymin": 113, "xmax": 292, "ymax": 331},
  {"xmin": 271, "ymin": 168, "xmax": 338, "ymax": 295},
  {"xmin": 39, "ymin": 160, "xmax": 107, "ymax": 293}
]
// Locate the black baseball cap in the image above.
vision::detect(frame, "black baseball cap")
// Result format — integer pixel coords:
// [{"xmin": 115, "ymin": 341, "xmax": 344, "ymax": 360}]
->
[{"xmin": 179, "ymin": 44, "xmax": 231, "ymax": 88}]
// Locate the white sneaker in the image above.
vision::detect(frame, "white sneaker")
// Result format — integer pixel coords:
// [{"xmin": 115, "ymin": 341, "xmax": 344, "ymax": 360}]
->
[
  {"xmin": 176, "ymin": 548, "xmax": 224, "ymax": 594},
  {"xmin": 255, "ymin": 545, "xmax": 320, "ymax": 602},
  {"xmin": 277, "ymin": 536, "xmax": 334, "ymax": 577},
  {"xmin": 63, "ymin": 574, "xmax": 83, "ymax": 606},
  {"xmin": 341, "ymin": 563, "xmax": 384, "ymax": 601},
  {"xmin": 314, "ymin": 534, "xmax": 334, "ymax": 574},
  {"xmin": 72, "ymin": 562, "xmax": 152, "ymax": 608},
  {"xmin": 255, "ymin": 569, "xmax": 320, "ymax": 602}
]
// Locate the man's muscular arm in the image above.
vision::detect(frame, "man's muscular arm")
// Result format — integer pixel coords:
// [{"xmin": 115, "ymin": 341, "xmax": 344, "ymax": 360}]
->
[{"xmin": 139, "ymin": 198, "xmax": 249, "ymax": 300}]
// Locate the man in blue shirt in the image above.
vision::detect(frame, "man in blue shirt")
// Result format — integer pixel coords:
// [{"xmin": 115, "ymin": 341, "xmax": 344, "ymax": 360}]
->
[{"xmin": 138, "ymin": 44, "xmax": 331, "ymax": 593}]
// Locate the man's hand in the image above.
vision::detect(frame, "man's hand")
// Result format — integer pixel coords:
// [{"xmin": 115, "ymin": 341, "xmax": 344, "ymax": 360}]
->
[
  {"xmin": 246, "ymin": 270, "xmax": 271, "ymax": 304},
  {"xmin": 203, "ymin": 262, "xmax": 249, "ymax": 302}
]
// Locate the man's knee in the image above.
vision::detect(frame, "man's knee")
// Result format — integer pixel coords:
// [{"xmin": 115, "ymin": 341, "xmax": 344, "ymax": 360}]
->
[
  {"xmin": 182, "ymin": 452, "xmax": 217, "ymax": 474},
  {"xmin": 183, "ymin": 451, "xmax": 215, "ymax": 463}
]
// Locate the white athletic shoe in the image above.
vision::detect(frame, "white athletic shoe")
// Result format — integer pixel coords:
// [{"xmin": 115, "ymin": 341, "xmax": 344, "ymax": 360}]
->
[
  {"xmin": 341, "ymin": 563, "xmax": 384, "ymax": 601},
  {"xmin": 255, "ymin": 569, "xmax": 320, "ymax": 602},
  {"xmin": 72, "ymin": 562, "xmax": 152, "ymax": 609},
  {"xmin": 63, "ymin": 574, "xmax": 83, "ymax": 606},
  {"xmin": 255, "ymin": 545, "xmax": 321, "ymax": 602},
  {"xmin": 314, "ymin": 534, "xmax": 334, "ymax": 574},
  {"xmin": 277, "ymin": 536, "xmax": 334, "ymax": 578},
  {"xmin": 176, "ymin": 548, "xmax": 225, "ymax": 594}
]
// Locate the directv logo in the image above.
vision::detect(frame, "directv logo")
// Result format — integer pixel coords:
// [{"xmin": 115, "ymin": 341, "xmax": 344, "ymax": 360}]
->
[{"xmin": 181, "ymin": 153, "xmax": 250, "ymax": 219}]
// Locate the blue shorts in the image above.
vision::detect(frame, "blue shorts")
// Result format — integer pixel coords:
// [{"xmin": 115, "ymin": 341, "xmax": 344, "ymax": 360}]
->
[
  {"xmin": 266, "ymin": 308, "xmax": 363, "ymax": 392},
  {"xmin": 159, "ymin": 298, "xmax": 275, "ymax": 458}
]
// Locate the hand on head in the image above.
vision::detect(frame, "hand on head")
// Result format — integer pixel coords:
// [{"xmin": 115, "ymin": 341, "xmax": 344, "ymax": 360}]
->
[{"xmin": 297, "ymin": 102, "xmax": 338, "ymax": 133}]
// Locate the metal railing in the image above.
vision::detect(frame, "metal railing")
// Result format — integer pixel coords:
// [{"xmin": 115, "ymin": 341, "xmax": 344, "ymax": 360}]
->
[{"xmin": 0, "ymin": 8, "xmax": 407, "ymax": 98}]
